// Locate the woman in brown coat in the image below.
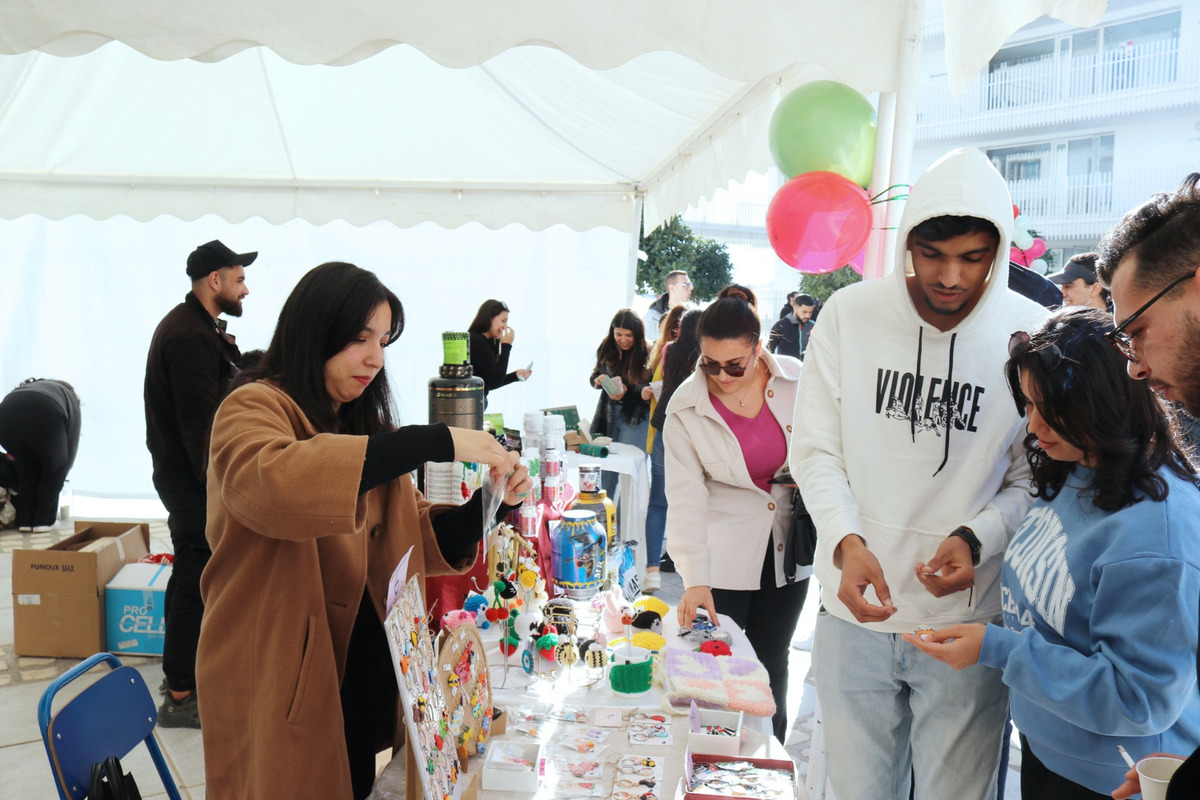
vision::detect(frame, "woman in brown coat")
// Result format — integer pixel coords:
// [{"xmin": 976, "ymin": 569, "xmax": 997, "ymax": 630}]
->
[{"xmin": 196, "ymin": 262, "xmax": 528, "ymax": 800}]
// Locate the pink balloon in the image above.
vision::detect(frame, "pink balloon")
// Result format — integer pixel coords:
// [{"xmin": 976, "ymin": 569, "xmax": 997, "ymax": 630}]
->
[
  {"xmin": 766, "ymin": 171, "xmax": 872, "ymax": 274},
  {"xmin": 1009, "ymin": 246, "xmax": 1032, "ymax": 267},
  {"xmin": 1026, "ymin": 238, "xmax": 1047, "ymax": 259},
  {"xmin": 849, "ymin": 247, "xmax": 865, "ymax": 275}
]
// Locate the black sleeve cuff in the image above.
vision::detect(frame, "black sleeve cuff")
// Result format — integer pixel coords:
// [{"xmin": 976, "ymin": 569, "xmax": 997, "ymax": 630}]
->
[{"xmin": 359, "ymin": 423, "xmax": 454, "ymax": 494}]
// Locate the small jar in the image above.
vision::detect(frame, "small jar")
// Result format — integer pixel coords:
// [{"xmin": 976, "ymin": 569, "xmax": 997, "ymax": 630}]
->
[{"xmin": 578, "ymin": 464, "xmax": 602, "ymax": 494}]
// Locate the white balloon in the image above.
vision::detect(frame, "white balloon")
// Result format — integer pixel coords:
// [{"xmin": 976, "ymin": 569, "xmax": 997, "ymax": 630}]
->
[
  {"xmin": 1014, "ymin": 215, "xmax": 1030, "ymax": 233},
  {"xmin": 1031, "ymin": 258, "xmax": 1048, "ymax": 273},
  {"xmin": 1013, "ymin": 231, "xmax": 1034, "ymax": 250}
]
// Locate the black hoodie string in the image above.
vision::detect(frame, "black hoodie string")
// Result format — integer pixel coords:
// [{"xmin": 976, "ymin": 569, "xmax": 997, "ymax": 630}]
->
[
  {"xmin": 911, "ymin": 328, "xmax": 923, "ymax": 443},
  {"xmin": 933, "ymin": 332, "xmax": 958, "ymax": 476}
]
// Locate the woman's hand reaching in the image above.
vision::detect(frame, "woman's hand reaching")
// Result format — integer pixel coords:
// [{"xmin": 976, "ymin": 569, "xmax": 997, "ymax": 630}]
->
[{"xmin": 448, "ymin": 428, "xmax": 519, "ymax": 474}]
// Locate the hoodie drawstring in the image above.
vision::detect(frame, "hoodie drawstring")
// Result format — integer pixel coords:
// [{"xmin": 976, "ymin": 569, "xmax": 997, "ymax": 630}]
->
[
  {"xmin": 933, "ymin": 332, "xmax": 958, "ymax": 476},
  {"xmin": 911, "ymin": 328, "xmax": 923, "ymax": 443}
]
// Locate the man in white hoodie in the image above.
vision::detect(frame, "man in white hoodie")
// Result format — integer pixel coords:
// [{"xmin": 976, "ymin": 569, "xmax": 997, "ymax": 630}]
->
[{"xmin": 790, "ymin": 148, "xmax": 1046, "ymax": 799}]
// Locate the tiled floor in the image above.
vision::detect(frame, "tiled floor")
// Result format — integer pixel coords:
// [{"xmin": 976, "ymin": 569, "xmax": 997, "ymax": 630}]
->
[{"xmin": 1, "ymin": 517, "xmax": 1018, "ymax": 799}]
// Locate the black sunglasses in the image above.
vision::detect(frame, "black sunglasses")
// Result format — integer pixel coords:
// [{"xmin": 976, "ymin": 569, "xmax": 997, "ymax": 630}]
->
[
  {"xmin": 1007, "ymin": 331, "xmax": 1078, "ymax": 416},
  {"xmin": 698, "ymin": 356, "xmax": 753, "ymax": 378},
  {"xmin": 1106, "ymin": 267, "xmax": 1198, "ymax": 363}
]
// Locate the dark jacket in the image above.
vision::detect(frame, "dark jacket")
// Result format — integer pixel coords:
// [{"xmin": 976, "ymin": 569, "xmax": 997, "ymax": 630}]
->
[
  {"xmin": 1008, "ymin": 262, "xmax": 1062, "ymax": 310},
  {"xmin": 468, "ymin": 331, "xmax": 518, "ymax": 394},
  {"xmin": 768, "ymin": 315, "xmax": 813, "ymax": 360},
  {"xmin": 144, "ymin": 292, "xmax": 241, "ymax": 504}
]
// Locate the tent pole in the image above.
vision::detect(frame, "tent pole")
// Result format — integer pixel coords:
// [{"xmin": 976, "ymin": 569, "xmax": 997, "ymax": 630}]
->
[
  {"xmin": 883, "ymin": 0, "xmax": 926, "ymax": 278},
  {"xmin": 626, "ymin": 194, "xmax": 645, "ymax": 307},
  {"xmin": 864, "ymin": 91, "xmax": 896, "ymax": 281}
]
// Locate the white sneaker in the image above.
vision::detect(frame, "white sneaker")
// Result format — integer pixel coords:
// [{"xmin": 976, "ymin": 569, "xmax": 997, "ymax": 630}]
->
[
  {"xmin": 18, "ymin": 526, "xmax": 32, "ymax": 532},
  {"xmin": 32, "ymin": 525, "xmax": 55, "ymax": 533},
  {"xmin": 643, "ymin": 571, "xmax": 661, "ymax": 593}
]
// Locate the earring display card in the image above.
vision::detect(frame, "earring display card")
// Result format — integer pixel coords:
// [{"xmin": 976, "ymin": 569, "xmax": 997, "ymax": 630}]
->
[{"xmin": 383, "ymin": 549, "xmax": 463, "ymax": 800}]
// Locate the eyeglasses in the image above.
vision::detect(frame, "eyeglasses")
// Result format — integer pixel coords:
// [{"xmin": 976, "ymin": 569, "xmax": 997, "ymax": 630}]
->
[
  {"xmin": 1106, "ymin": 268, "xmax": 1198, "ymax": 363},
  {"xmin": 698, "ymin": 353, "xmax": 755, "ymax": 378}
]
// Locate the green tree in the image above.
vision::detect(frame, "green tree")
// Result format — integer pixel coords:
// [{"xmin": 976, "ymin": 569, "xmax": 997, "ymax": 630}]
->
[
  {"xmin": 638, "ymin": 214, "xmax": 733, "ymax": 302},
  {"xmin": 800, "ymin": 265, "xmax": 862, "ymax": 303}
]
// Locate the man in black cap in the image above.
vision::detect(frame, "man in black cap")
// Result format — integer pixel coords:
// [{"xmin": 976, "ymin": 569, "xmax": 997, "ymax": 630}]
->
[
  {"xmin": 144, "ymin": 239, "xmax": 255, "ymax": 727},
  {"xmin": 1049, "ymin": 252, "xmax": 1109, "ymax": 310}
]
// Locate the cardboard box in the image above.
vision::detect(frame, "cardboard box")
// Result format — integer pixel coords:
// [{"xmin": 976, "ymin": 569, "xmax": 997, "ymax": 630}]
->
[
  {"xmin": 106, "ymin": 562, "xmax": 171, "ymax": 656},
  {"xmin": 684, "ymin": 750, "xmax": 798, "ymax": 800},
  {"xmin": 12, "ymin": 521, "xmax": 151, "ymax": 658}
]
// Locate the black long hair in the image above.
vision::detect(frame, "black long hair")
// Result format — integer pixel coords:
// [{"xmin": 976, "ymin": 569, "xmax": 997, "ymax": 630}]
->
[
  {"xmin": 1005, "ymin": 307, "xmax": 1195, "ymax": 510},
  {"xmin": 233, "ymin": 262, "xmax": 404, "ymax": 436},
  {"xmin": 594, "ymin": 309, "xmax": 650, "ymax": 389},
  {"xmin": 468, "ymin": 299, "xmax": 509, "ymax": 337},
  {"xmin": 662, "ymin": 309, "xmax": 702, "ymax": 389}
]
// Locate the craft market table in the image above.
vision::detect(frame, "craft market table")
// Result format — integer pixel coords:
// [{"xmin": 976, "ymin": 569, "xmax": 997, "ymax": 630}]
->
[{"xmin": 472, "ymin": 608, "xmax": 780, "ymax": 800}]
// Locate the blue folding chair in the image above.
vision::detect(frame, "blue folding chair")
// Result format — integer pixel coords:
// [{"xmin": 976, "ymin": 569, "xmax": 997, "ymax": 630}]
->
[{"xmin": 38, "ymin": 652, "xmax": 183, "ymax": 800}]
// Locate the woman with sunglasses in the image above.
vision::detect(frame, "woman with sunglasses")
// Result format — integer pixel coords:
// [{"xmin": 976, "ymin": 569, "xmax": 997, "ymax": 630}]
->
[
  {"xmin": 904, "ymin": 307, "xmax": 1200, "ymax": 799},
  {"xmin": 665, "ymin": 285, "xmax": 808, "ymax": 742}
]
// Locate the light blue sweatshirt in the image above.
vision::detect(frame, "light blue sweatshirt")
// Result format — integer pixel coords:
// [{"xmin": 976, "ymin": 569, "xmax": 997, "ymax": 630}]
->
[{"xmin": 978, "ymin": 464, "xmax": 1200, "ymax": 793}]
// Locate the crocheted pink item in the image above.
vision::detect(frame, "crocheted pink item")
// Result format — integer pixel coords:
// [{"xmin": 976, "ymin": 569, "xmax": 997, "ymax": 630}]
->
[{"xmin": 661, "ymin": 649, "xmax": 776, "ymax": 717}]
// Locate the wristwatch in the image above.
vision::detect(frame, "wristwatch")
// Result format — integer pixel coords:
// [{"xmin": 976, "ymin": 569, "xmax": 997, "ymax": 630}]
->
[{"xmin": 948, "ymin": 526, "xmax": 981, "ymax": 566}]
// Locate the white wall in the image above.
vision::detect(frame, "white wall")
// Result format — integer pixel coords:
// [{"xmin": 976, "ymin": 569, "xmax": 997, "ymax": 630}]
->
[{"xmin": 0, "ymin": 215, "xmax": 632, "ymax": 498}]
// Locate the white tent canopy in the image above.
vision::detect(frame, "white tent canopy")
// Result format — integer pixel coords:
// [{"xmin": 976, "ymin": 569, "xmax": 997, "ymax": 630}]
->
[{"xmin": 0, "ymin": 1, "xmax": 1106, "ymax": 234}]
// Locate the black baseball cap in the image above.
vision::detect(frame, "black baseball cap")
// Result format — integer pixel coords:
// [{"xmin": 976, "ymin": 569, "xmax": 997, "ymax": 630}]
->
[
  {"xmin": 186, "ymin": 239, "xmax": 258, "ymax": 279},
  {"xmin": 1048, "ymin": 255, "xmax": 1098, "ymax": 286}
]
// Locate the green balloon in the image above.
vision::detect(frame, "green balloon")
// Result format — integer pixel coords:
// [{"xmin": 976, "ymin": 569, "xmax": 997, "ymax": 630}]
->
[{"xmin": 769, "ymin": 80, "xmax": 877, "ymax": 187}]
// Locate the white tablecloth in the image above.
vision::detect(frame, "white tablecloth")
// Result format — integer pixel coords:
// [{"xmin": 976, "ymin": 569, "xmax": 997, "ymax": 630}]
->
[{"xmin": 565, "ymin": 443, "xmax": 650, "ymax": 575}]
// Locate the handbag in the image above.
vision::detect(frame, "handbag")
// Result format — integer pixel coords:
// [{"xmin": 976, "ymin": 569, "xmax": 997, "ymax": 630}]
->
[
  {"xmin": 783, "ymin": 486, "xmax": 817, "ymax": 581},
  {"xmin": 88, "ymin": 755, "xmax": 142, "ymax": 800}
]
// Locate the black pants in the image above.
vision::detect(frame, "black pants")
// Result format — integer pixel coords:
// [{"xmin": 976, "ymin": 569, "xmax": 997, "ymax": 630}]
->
[
  {"xmin": 160, "ymin": 498, "xmax": 210, "ymax": 694},
  {"xmin": 342, "ymin": 592, "xmax": 399, "ymax": 800},
  {"xmin": 1019, "ymin": 734, "xmax": 1111, "ymax": 800},
  {"xmin": 711, "ymin": 545, "xmax": 808, "ymax": 743},
  {"xmin": 0, "ymin": 392, "xmax": 75, "ymax": 527}
]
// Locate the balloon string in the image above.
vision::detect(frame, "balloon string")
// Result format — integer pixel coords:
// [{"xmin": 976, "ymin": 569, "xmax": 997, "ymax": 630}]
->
[{"xmin": 869, "ymin": 184, "xmax": 910, "ymax": 203}]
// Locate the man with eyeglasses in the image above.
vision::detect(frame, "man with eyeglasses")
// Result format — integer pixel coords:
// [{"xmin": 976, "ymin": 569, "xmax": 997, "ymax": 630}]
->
[
  {"xmin": 644, "ymin": 270, "xmax": 693, "ymax": 342},
  {"xmin": 1097, "ymin": 173, "xmax": 1200, "ymax": 417},
  {"xmin": 790, "ymin": 148, "xmax": 1047, "ymax": 800},
  {"xmin": 1098, "ymin": 173, "xmax": 1200, "ymax": 800}
]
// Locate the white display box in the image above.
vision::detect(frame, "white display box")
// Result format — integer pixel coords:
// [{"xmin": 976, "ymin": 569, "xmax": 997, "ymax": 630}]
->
[
  {"xmin": 481, "ymin": 739, "xmax": 543, "ymax": 793},
  {"xmin": 686, "ymin": 702, "xmax": 744, "ymax": 758}
]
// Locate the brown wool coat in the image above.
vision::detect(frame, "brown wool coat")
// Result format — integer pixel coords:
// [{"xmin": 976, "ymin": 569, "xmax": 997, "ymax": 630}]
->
[{"xmin": 196, "ymin": 381, "xmax": 472, "ymax": 799}]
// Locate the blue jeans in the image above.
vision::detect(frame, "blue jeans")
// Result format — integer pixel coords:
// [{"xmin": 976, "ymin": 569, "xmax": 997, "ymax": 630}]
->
[
  {"xmin": 644, "ymin": 430, "xmax": 666, "ymax": 568},
  {"xmin": 813, "ymin": 612, "xmax": 1008, "ymax": 800}
]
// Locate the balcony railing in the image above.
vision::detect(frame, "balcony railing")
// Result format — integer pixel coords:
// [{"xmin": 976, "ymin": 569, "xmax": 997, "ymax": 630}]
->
[
  {"xmin": 917, "ymin": 35, "xmax": 1198, "ymax": 137},
  {"xmin": 1008, "ymin": 166, "xmax": 1194, "ymax": 241}
]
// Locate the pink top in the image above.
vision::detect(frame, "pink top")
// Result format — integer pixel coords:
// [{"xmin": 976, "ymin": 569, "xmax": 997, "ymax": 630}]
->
[{"xmin": 710, "ymin": 393, "xmax": 786, "ymax": 494}]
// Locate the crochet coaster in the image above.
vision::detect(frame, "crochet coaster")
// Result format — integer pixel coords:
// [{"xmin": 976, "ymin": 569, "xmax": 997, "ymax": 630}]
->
[{"xmin": 659, "ymin": 649, "xmax": 776, "ymax": 717}]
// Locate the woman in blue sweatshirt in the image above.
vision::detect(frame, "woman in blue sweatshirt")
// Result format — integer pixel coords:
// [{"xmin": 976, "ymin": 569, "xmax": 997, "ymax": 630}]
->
[{"xmin": 904, "ymin": 307, "xmax": 1200, "ymax": 799}]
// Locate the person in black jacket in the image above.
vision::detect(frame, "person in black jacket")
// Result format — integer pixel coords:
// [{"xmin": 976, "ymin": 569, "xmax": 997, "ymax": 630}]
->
[
  {"xmin": 768, "ymin": 293, "xmax": 815, "ymax": 360},
  {"xmin": 467, "ymin": 300, "xmax": 531, "ymax": 402},
  {"xmin": 0, "ymin": 379, "xmax": 81, "ymax": 531},
  {"xmin": 144, "ymin": 238, "xmax": 254, "ymax": 728}
]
